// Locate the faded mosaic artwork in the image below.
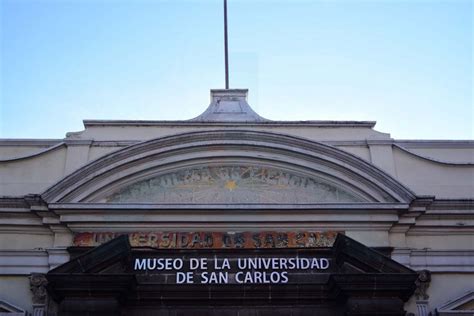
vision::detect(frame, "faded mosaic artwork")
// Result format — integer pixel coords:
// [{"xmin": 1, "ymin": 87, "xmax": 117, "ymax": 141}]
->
[
  {"xmin": 74, "ymin": 231, "xmax": 340, "ymax": 248},
  {"xmin": 107, "ymin": 166, "xmax": 364, "ymax": 203}
]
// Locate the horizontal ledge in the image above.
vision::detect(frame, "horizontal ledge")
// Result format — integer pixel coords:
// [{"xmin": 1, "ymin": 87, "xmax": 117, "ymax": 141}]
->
[
  {"xmin": 407, "ymin": 228, "xmax": 474, "ymax": 235},
  {"xmin": 0, "ymin": 269, "xmax": 49, "ymax": 275},
  {"xmin": 60, "ymin": 218, "xmax": 397, "ymax": 224},
  {"xmin": 65, "ymin": 224, "xmax": 394, "ymax": 231},
  {"xmin": 394, "ymin": 140, "xmax": 474, "ymax": 148},
  {"xmin": 82, "ymin": 120, "xmax": 377, "ymax": 128},
  {"xmin": 407, "ymin": 266, "xmax": 474, "ymax": 273},
  {"xmin": 0, "ymin": 138, "xmax": 63, "ymax": 146},
  {"xmin": 2, "ymin": 138, "xmax": 471, "ymax": 147},
  {"xmin": 48, "ymin": 202, "xmax": 409, "ymax": 211}
]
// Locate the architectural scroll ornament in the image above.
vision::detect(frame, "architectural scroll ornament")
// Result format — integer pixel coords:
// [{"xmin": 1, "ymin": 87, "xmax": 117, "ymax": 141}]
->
[
  {"xmin": 107, "ymin": 165, "xmax": 364, "ymax": 203},
  {"xmin": 29, "ymin": 273, "xmax": 49, "ymax": 316},
  {"xmin": 414, "ymin": 269, "xmax": 431, "ymax": 300},
  {"xmin": 414, "ymin": 270, "xmax": 432, "ymax": 316},
  {"xmin": 29, "ymin": 273, "xmax": 48, "ymax": 304}
]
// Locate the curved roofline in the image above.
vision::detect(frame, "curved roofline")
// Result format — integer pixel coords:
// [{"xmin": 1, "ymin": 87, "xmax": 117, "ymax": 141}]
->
[
  {"xmin": 0, "ymin": 142, "xmax": 66, "ymax": 162},
  {"xmin": 393, "ymin": 144, "xmax": 474, "ymax": 166},
  {"xmin": 41, "ymin": 130, "xmax": 417, "ymax": 203}
]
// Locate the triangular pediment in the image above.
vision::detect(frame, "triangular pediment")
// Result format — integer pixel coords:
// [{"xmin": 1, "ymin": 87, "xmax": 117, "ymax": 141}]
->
[
  {"xmin": 47, "ymin": 234, "xmax": 417, "ymax": 307},
  {"xmin": 437, "ymin": 291, "xmax": 474, "ymax": 315},
  {"xmin": 49, "ymin": 235, "xmax": 130, "ymax": 274},
  {"xmin": 333, "ymin": 233, "xmax": 414, "ymax": 274},
  {"xmin": 0, "ymin": 300, "xmax": 26, "ymax": 315},
  {"xmin": 49, "ymin": 234, "xmax": 413, "ymax": 275}
]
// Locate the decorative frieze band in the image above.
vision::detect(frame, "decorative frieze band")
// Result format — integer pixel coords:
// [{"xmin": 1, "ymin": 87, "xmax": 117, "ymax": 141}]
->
[{"xmin": 73, "ymin": 231, "xmax": 340, "ymax": 249}]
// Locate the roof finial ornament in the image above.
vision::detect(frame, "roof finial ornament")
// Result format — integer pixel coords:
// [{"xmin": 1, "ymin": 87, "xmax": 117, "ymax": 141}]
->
[
  {"xmin": 189, "ymin": 1, "xmax": 268, "ymax": 122},
  {"xmin": 190, "ymin": 89, "xmax": 270, "ymax": 122}
]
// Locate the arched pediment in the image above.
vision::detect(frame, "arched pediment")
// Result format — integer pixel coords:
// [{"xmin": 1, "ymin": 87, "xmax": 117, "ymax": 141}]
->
[
  {"xmin": 41, "ymin": 130, "xmax": 416, "ymax": 204},
  {"xmin": 106, "ymin": 164, "xmax": 365, "ymax": 203}
]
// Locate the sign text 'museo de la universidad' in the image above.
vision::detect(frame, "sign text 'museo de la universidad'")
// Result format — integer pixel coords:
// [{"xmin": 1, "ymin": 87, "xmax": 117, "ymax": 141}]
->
[{"xmin": 133, "ymin": 256, "xmax": 330, "ymax": 284}]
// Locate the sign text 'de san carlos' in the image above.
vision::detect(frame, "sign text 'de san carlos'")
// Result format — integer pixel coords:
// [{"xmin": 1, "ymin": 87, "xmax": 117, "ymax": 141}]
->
[{"xmin": 133, "ymin": 253, "xmax": 332, "ymax": 285}]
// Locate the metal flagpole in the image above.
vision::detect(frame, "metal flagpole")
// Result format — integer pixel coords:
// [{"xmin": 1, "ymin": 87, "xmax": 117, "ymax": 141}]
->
[{"xmin": 224, "ymin": 0, "xmax": 229, "ymax": 89}]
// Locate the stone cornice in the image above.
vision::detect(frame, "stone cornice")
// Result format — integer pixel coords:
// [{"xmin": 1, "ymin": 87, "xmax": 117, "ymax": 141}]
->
[
  {"xmin": 2, "ymin": 138, "xmax": 471, "ymax": 148},
  {"xmin": 406, "ymin": 227, "xmax": 474, "ymax": 235},
  {"xmin": 428, "ymin": 199, "xmax": 474, "ymax": 210},
  {"xmin": 0, "ymin": 248, "xmax": 69, "ymax": 275},
  {"xmin": 0, "ymin": 197, "xmax": 29, "ymax": 209},
  {"xmin": 91, "ymin": 140, "xmax": 138, "ymax": 147},
  {"xmin": 392, "ymin": 248, "xmax": 474, "ymax": 272},
  {"xmin": 0, "ymin": 195, "xmax": 65, "ymax": 236},
  {"xmin": 48, "ymin": 202, "xmax": 409, "ymax": 211},
  {"xmin": 82, "ymin": 119, "xmax": 377, "ymax": 128},
  {"xmin": 0, "ymin": 139, "xmax": 63, "ymax": 146},
  {"xmin": 0, "ymin": 250, "xmax": 49, "ymax": 274},
  {"xmin": 394, "ymin": 140, "xmax": 474, "ymax": 148}
]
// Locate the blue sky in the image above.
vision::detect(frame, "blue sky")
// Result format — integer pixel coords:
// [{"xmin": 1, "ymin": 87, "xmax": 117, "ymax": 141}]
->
[{"xmin": 1, "ymin": 0, "xmax": 472, "ymax": 139}]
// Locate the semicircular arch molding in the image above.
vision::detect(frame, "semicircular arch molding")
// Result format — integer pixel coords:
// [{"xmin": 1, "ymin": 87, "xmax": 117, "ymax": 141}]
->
[{"xmin": 41, "ymin": 130, "xmax": 416, "ymax": 204}]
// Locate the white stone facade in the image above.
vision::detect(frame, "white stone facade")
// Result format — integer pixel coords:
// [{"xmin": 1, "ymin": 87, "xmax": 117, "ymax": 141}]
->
[{"xmin": 0, "ymin": 89, "xmax": 473, "ymax": 315}]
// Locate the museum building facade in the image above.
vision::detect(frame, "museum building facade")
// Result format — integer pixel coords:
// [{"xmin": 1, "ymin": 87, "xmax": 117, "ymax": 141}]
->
[{"xmin": 0, "ymin": 90, "xmax": 473, "ymax": 315}]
